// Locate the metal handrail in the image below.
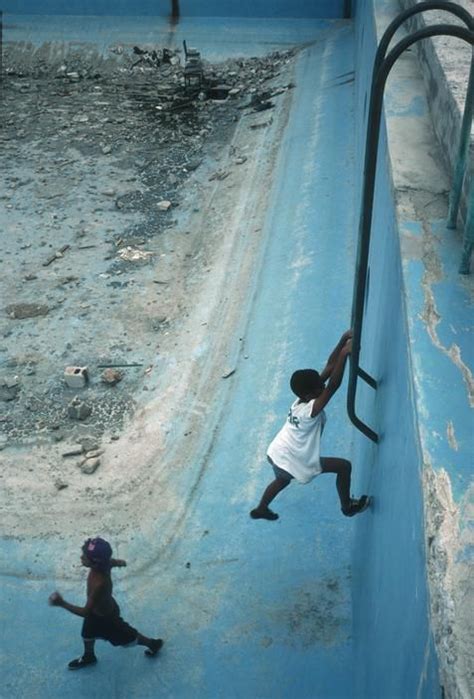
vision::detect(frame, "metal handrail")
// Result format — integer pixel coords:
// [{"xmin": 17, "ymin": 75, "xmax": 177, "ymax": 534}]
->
[
  {"xmin": 448, "ymin": 47, "xmax": 474, "ymax": 273},
  {"xmin": 348, "ymin": 21, "xmax": 474, "ymax": 443},
  {"xmin": 372, "ymin": 1, "xmax": 474, "ymax": 274},
  {"xmin": 459, "ymin": 182, "xmax": 474, "ymax": 273},
  {"xmin": 374, "ymin": 1, "xmax": 473, "ymax": 71},
  {"xmin": 378, "ymin": 5, "xmax": 474, "ymax": 260}
]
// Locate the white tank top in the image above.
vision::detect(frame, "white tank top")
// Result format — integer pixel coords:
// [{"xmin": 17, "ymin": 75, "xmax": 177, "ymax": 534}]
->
[{"xmin": 267, "ymin": 399, "xmax": 326, "ymax": 484}]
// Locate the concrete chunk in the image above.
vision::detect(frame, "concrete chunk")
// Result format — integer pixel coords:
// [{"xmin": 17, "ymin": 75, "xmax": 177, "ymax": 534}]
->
[{"xmin": 64, "ymin": 366, "xmax": 88, "ymax": 388}]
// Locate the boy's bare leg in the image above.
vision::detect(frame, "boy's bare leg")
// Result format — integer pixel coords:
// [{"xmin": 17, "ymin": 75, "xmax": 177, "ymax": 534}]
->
[
  {"xmin": 250, "ymin": 478, "xmax": 291, "ymax": 520},
  {"xmin": 320, "ymin": 457, "xmax": 351, "ymax": 511}
]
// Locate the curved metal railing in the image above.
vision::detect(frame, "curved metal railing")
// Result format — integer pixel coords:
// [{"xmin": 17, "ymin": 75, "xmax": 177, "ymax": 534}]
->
[
  {"xmin": 374, "ymin": 1, "xmax": 473, "ymax": 70},
  {"xmin": 371, "ymin": 1, "xmax": 474, "ymax": 275},
  {"xmin": 348, "ymin": 7, "xmax": 474, "ymax": 443}
]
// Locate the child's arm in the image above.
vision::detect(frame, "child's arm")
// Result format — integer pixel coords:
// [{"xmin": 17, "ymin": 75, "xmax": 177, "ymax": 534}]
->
[
  {"xmin": 49, "ymin": 592, "xmax": 89, "ymax": 617},
  {"xmin": 48, "ymin": 578, "xmax": 103, "ymax": 617},
  {"xmin": 110, "ymin": 558, "xmax": 127, "ymax": 568},
  {"xmin": 320, "ymin": 330, "xmax": 352, "ymax": 383},
  {"xmin": 311, "ymin": 340, "xmax": 352, "ymax": 417}
]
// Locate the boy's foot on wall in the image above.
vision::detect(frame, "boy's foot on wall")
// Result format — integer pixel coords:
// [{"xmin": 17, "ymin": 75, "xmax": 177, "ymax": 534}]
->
[
  {"xmin": 250, "ymin": 507, "xmax": 279, "ymax": 521},
  {"xmin": 145, "ymin": 639, "xmax": 164, "ymax": 657},
  {"xmin": 342, "ymin": 495, "xmax": 371, "ymax": 517}
]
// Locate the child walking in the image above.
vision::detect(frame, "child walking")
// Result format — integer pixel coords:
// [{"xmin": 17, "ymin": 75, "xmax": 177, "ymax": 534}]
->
[
  {"xmin": 49, "ymin": 537, "xmax": 163, "ymax": 670},
  {"xmin": 250, "ymin": 330, "xmax": 370, "ymax": 521}
]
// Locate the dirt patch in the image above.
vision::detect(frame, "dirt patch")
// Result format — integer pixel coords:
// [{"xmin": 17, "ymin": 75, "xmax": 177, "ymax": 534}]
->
[
  {"xmin": 0, "ymin": 42, "xmax": 299, "ymax": 540},
  {"xmin": 279, "ymin": 575, "xmax": 351, "ymax": 648}
]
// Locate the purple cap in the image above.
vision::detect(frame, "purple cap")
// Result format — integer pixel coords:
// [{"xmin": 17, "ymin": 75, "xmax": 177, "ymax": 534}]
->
[{"xmin": 83, "ymin": 537, "xmax": 112, "ymax": 569}]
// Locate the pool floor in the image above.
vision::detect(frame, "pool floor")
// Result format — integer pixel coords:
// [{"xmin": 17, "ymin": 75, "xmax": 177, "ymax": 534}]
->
[{"xmin": 1, "ymin": 17, "xmax": 359, "ymax": 698}]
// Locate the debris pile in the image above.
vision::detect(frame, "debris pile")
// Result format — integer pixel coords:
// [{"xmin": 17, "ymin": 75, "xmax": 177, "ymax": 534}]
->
[{"xmin": 0, "ymin": 42, "xmax": 299, "ymax": 456}]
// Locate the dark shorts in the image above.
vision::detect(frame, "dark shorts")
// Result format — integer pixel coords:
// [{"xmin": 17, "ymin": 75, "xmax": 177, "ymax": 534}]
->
[
  {"xmin": 267, "ymin": 455, "xmax": 294, "ymax": 482},
  {"xmin": 82, "ymin": 603, "xmax": 138, "ymax": 646}
]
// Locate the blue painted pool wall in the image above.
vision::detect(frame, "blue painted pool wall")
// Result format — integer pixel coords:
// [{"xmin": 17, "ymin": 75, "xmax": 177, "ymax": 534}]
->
[
  {"xmin": 2, "ymin": 0, "xmax": 346, "ymax": 18},
  {"xmin": 350, "ymin": 1, "xmax": 440, "ymax": 697}
]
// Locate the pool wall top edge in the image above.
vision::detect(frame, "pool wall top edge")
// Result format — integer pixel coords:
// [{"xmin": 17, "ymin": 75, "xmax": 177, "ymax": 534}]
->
[{"xmin": 1, "ymin": 1, "xmax": 350, "ymax": 19}]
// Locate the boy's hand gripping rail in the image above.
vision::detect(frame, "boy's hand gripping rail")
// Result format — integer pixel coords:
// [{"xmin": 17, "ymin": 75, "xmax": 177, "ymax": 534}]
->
[{"xmin": 348, "ymin": 4, "xmax": 474, "ymax": 443}]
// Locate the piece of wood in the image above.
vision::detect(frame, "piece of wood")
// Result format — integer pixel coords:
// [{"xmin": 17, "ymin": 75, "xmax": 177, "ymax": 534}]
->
[{"xmin": 42, "ymin": 244, "xmax": 70, "ymax": 266}]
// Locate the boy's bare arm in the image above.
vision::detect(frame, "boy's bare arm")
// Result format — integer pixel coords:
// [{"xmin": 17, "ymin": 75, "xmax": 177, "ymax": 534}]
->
[
  {"xmin": 110, "ymin": 558, "xmax": 127, "ymax": 568},
  {"xmin": 311, "ymin": 340, "xmax": 352, "ymax": 417},
  {"xmin": 320, "ymin": 330, "xmax": 353, "ymax": 383},
  {"xmin": 49, "ymin": 578, "xmax": 103, "ymax": 617}
]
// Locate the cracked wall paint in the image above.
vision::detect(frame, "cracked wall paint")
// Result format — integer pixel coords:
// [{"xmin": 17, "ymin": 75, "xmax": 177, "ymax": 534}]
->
[
  {"xmin": 446, "ymin": 420, "xmax": 459, "ymax": 452},
  {"xmin": 423, "ymin": 463, "xmax": 474, "ymax": 699},
  {"xmin": 421, "ymin": 282, "xmax": 474, "ymax": 408}
]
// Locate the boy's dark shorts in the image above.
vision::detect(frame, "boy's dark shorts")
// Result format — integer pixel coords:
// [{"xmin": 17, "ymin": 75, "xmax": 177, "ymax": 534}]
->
[
  {"xmin": 267, "ymin": 455, "xmax": 293, "ymax": 483},
  {"xmin": 82, "ymin": 608, "xmax": 138, "ymax": 646}
]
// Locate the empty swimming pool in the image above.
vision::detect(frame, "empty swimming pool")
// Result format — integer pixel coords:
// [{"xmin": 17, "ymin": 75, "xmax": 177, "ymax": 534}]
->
[{"xmin": 1, "ymin": 1, "xmax": 472, "ymax": 697}]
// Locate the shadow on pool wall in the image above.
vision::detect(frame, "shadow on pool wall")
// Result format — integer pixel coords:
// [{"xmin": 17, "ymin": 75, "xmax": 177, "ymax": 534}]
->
[
  {"xmin": 2, "ymin": 0, "xmax": 347, "ymax": 18},
  {"xmin": 350, "ymin": 1, "xmax": 440, "ymax": 697}
]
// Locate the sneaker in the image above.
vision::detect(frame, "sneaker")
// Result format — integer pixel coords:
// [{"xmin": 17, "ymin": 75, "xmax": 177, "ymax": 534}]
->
[
  {"xmin": 250, "ymin": 507, "xmax": 279, "ymax": 521},
  {"xmin": 342, "ymin": 495, "xmax": 370, "ymax": 517},
  {"xmin": 68, "ymin": 655, "xmax": 97, "ymax": 670},
  {"xmin": 145, "ymin": 639, "xmax": 164, "ymax": 657}
]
